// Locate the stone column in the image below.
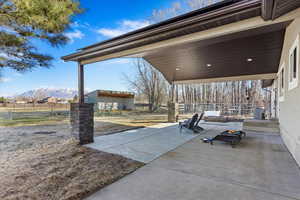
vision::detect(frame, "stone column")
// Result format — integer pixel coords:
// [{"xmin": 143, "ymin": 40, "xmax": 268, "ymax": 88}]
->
[
  {"xmin": 168, "ymin": 102, "xmax": 179, "ymax": 122},
  {"xmin": 70, "ymin": 103, "xmax": 94, "ymax": 145}
]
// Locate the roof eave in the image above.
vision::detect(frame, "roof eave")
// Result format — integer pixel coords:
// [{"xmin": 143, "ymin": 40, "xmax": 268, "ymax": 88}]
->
[{"xmin": 61, "ymin": 0, "xmax": 261, "ymax": 62}]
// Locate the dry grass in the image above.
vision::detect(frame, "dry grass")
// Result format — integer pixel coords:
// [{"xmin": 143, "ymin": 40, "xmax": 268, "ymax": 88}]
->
[
  {"xmin": 0, "ymin": 139, "xmax": 143, "ymax": 200},
  {"xmin": 0, "ymin": 112, "xmax": 186, "ymax": 200},
  {"xmin": 95, "ymin": 113, "xmax": 191, "ymax": 128},
  {"xmin": 0, "ymin": 116, "xmax": 69, "ymax": 127}
]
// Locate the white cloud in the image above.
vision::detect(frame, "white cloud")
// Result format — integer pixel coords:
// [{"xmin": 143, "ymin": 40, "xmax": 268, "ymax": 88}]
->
[
  {"xmin": 65, "ymin": 30, "xmax": 85, "ymax": 43},
  {"xmin": 70, "ymin": 21, "xmax": 80, "ymax": 28},
  {"xmin": 0, "ymin": 77, "xmax": 12, "ymax": 83},
  {"xmin": 71, "ymin": 21, "xmax": 90, "ymax": 29},
  {"xmin": 122, "ymin": 20, "xmax": 150, "ymax": 30},
  {"xmin": 97, "ymin": 29, "xmax": 126, "ymax": 38},
  {"xmin": 97, "ymin": 20, "xmax": 150, "ymax": 38}
]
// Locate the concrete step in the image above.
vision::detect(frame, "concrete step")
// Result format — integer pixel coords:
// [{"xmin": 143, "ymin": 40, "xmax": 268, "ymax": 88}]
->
[{"xmin": 243, "ymin": 119, "xmax": 280, "ymax": 133}]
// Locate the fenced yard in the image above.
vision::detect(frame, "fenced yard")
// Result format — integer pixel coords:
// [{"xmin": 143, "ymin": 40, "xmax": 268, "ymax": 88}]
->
[
  {"xmin": 0, "ymin": 102, "xmax": 268, "ymax": 200},
  {"xmin": 0, "ymin": 102, "xmax": 265, "ymax": 126},
  {"xmin": 0, "ymin": 103, "xmax": 70, "ymax": 126},
  {"xmin": 0, "ymin": 103, "xmax": 69, "ymax": 112}
]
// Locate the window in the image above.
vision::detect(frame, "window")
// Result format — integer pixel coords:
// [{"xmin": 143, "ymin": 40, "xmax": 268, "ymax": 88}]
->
[
  {"xmin": 288, "ymin": 35, "xmax": 299, "ymax": 90},
  {"xmin": 279, "ymin": 63, "xmax": 285, "ymax": 102}
]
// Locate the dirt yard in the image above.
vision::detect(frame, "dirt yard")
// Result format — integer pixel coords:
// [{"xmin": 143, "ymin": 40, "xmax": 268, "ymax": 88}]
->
[
  {"xmin": 0, "ymin": 139, "xmax": 143, "ymax": 200},
  {"xmin": 0, "ymin": 113, "xmax": 180, "ymax": 200},
  {"xmin": 0, "ymin": 121, "xmax": 145, "ymax": 200},
  {"xmin": 0, "ymin": 121, "xmax": 141, "ymax": 153},
  {"xmin": 0, "ymin": 112, "xmax": 185, "ymax": 153}
]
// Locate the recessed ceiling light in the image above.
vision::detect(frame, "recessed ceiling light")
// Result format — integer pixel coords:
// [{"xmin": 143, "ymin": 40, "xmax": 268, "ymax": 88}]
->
[
  {"xmin": 175, "ymin": 68, "xmax": 180, "ymax": 71},
  {"xmin": 207, "ymin": 64, "xmax": 212, "ymax": 67},
  {"xmin": 247, "ymin": 58, "xmax": 253, "ymax": 62}
]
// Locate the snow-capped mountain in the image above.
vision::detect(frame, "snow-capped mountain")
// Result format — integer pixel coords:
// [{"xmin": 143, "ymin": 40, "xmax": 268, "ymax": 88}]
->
[{"xmin": 17, "ymin": 88, "xmax": 78, "ymax": 99}]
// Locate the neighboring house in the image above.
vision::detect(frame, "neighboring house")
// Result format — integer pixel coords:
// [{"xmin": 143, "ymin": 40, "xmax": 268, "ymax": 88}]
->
[
  {"xmin": 47, "ymin": 97, "xmax": 58, "ymax": 103},
  {"xmin": 15, "ymin": 100, "xmax": 27, "ymax": 104},
  {"xmin": 37, "ymin": 97, "xmax": 51, "ymax": 104},
  {"xmin": 85, "ymin": 90, "xmax": 135, "ymax": 111},
  {"xmin": 36, "ymin": 97, "xmax": 58, "ymax": 104},
  {"xmin": 57, "ymin": 98, "xmax": 70, "ymax": 104}
]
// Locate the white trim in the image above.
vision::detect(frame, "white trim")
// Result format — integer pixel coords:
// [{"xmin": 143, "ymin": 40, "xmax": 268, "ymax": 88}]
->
[
  {"xmin": 278, "ymin": 63, "xmax": 285, "ymax": 102},
  {"xmin": 277, "ymin": 61, "xmax": 285, "ymax": 75},
  {"xmin": 288, "ymin": 34, "xmax": 299, "ymax": 91},
  {"xmin": 80, "ymin": 8, "xmax": 300, "ymax": 65}
]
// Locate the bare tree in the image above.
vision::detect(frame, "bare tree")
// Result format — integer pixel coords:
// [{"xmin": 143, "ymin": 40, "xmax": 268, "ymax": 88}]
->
[
  {"xmin": 151, "ymin": 0, "xmax": 223, "ymax": 23},
  {"xmin": 151, "ymin": 2, "xmax": 182, "ymax": 22},
  {"xmin": 126, "ymin": 0, "xmax": 271, "ymax": 113},
  {"xmin": 187, "ymin": 0, "xmax": 223, "ymax": 10},
  {"xmin": 125, "ymin": 59, "xmax": 168, "ymax": 112}
]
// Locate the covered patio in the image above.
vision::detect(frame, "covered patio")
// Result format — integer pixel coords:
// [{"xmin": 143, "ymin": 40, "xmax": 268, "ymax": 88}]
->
[
  {"xmin": 85, "ymin": 123, "xmax": 300, "ymax": 200},
  {"xmin": 62, "ymin": 0, "xmax": 300, "ymax": 145},
  {"xmin": 60, "ymin": 0, "xmax": 300, "ymax": 199}
]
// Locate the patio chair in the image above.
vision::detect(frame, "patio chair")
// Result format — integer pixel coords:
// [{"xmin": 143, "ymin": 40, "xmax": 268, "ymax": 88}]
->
[
  {"xmin": 203, "ymin": 130, "xmax": 246, "ymax": 148},
  {"xmin": 179, "ymin": 113, "xmax": 204, "ymax": 133}
]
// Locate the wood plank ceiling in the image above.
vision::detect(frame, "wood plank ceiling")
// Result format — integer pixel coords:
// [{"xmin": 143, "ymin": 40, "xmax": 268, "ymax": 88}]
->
[
  {"xmin": 143, "ymin": 21, "xmax": 290, "ymax": 83},
  {"xmin": 272, "ymin": 0, "xmax": 300, "ymax": 19}
]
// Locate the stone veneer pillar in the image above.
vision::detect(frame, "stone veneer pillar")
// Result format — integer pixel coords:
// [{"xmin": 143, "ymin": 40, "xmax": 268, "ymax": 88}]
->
[
  {"xmin": 168, "ymin": 102, "xmax": 179, "ymax": 122},
  {"xmin": 70, "ymin": 103, "xmax": 94, "ymax": 145}
]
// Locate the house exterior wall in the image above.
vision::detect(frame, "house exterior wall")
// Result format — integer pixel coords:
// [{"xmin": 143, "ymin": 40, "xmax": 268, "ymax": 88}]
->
[
  {"xmin": 275, "ymin": 17, "xmax": 300, "ymax": 166},
  {"xmin": 85, "ymin": 91, "xmax": 134, "ymax": 111}
]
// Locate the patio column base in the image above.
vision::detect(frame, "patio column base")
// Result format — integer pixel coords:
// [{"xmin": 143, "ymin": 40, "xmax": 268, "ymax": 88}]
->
[
  {"xmin": 70, "ymin": 103, "xmax": 94, "ymax": 145},
  {"xmin": 168, "ymin": 102, "xmax": 179, "ymax": 122}
]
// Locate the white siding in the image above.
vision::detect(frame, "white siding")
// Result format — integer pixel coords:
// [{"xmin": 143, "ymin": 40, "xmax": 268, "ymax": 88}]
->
[
  {"xmin": 275, "ymin": 17, "xmax": 300, "ymax": 166},
  {"xmin": 85, "ymin": 91, "xmax": 134, "ymax": 111}
]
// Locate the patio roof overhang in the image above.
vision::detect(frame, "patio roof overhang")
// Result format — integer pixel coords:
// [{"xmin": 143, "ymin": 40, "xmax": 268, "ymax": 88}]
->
[{"xmin": 62, "ymin": 0, "xmax": 300, "ymax": 84}]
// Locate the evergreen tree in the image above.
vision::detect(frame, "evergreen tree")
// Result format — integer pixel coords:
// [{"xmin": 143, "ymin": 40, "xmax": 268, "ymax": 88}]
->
[{"xmin": 0, "ymin": 0, "xmax": 81, "ymax": 72}]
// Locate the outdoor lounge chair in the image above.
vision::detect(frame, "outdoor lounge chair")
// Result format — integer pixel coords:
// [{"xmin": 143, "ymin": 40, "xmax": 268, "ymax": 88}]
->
[
  {"xmin": 179, "ymin": 113, "xmax": 204, "ymax": 133},
  {"xmin": 203, "ymin": 130, "xmax": 246, "ymax": 148}
]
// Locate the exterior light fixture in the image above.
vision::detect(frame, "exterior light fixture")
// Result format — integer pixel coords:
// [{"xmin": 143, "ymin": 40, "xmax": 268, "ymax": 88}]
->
[
  {"xmin": 207, "ymin": 64, "xmax": 212, "ymax": 67},
  {"xmin": 176, "ymin": 68, "xmax": 181, "ymax": 71},
  {"xmin": 247, "ymin": 58, "xmax": 253, "ymax": 62}
]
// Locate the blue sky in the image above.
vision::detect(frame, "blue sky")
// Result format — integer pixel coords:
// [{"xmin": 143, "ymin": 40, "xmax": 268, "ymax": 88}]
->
[{"xmin": 0, "ymin": 0, "xmax": 179, "ymax": 97}]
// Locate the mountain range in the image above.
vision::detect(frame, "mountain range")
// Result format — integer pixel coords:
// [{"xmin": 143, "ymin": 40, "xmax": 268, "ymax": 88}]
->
[{"xmin": 17, "ymin": 88, "xmax": 78, "ymax": 99}]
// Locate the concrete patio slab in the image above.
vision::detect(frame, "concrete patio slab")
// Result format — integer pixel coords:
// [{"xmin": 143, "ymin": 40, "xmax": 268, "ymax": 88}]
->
[
  {"xmin": 86, "ymin": 123, "xmax": 202, "ymax": 163},
  {"xmin": 86, "ymin": 123, "xmax": 300, "ymax": 200}
]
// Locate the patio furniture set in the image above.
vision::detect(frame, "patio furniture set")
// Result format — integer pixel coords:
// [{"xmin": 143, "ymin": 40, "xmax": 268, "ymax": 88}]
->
[{"xmin": 179, "ymin": 113, "xmax": 246, "ymax": 148}]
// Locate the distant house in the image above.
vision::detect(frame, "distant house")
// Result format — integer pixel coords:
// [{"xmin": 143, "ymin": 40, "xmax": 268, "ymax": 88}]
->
[
  {"xmin": 15, "ymin": 100, "xmax": 27, "ymax": 104},
  {"xmin": 57, "ymin": 98, "xmax": 70, "ymax": 104},
  {"xmin": 37, "ymin": 97, "xmax": 51, "ymax": 104},
  {"xmin": 85, "ymin": 90, "xmax": 135, "ymax": 111},
  {"xmin": 48, "ymin": 97, "xmax": 59, "ymax": 103}
]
